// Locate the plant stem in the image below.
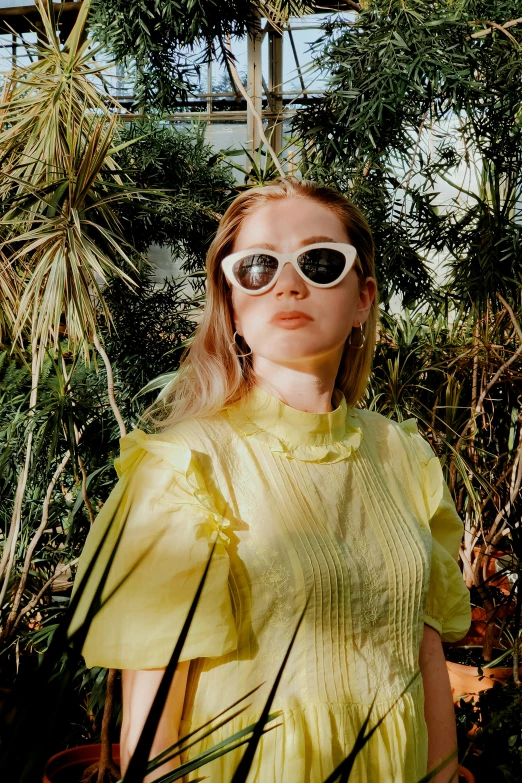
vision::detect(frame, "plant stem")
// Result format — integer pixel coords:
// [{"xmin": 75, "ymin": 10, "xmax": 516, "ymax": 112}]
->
[
  {"xmin": 78, "ymin": 453, "xmax": 96, "ymax": 526},
  {"xmin": 89, "ymin": 335, "xmax": 126, "ymax": 782},
  {"xmin": 224, "ymin": 34, "xmax": 285, "ymax": 179},
  {"xmin": 455, "ymin": 298, "xmax": 522, "ymax": 456},
  {"xmin": 97, "ymin": 668, "xmax": 119, "ymax": 783},
  {"xmin": 1, "ymin": 449, "xmax": 71, "ymax": 641},
  {"xmin": 93, "ymin": 333, "xmax": 126, "ymax": 439},
  {"xmin": 9, "ymin": 558, "xmax": 79, "ymax": 636},
  {"xmin": 514, "ymin": 575, "xmax": 521, "ymax": 685},
  {"xmin": 0, "ymin": 344, "xmax": 42, "ymax": 614}
]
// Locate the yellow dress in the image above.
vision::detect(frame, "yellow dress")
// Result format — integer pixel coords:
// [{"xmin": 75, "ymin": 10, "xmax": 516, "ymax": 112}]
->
[{"xmin": 69, "ymin": 386, "xmax": 471, "ymax": 783}]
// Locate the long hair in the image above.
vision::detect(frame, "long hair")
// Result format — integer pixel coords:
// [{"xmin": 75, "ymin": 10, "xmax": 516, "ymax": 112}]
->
[{"xmin": 145, "ymin": 178, "xmax": 379, "ymax": 430}]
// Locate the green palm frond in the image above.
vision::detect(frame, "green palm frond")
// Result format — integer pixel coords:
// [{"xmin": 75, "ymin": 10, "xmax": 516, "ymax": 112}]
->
[{"xmin": 0, "ymin": 0, "xmax": 150, "ymax": 366}]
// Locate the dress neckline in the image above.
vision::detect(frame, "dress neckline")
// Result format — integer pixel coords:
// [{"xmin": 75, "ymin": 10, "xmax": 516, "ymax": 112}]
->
[
  {"xmin": 239, "ymin": 385, "xmax": 348, "ymax": 446},
  {"xmin": 226, "ymin": 385, "xmax": 362, "ymax": 463}
]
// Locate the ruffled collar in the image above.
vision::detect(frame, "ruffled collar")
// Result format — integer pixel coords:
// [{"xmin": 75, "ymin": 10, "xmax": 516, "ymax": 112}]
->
[{"xmin": 226, "ymin": 385, "xmax": 362, "ymax": 463}]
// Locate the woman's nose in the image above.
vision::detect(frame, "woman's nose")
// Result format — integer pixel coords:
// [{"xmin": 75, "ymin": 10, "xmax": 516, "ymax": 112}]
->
[{"xmin": 273, "ymin": 261, "xmax": 307, "ymax": 297}]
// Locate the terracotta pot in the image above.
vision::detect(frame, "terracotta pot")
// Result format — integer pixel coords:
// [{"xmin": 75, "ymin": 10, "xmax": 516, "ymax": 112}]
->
[
  {"xmin": 43, "ymin": 744, "xmax": 120, "ymax": 783},
  {"xmin": 454, "ymin": 606, "xmax": 502, "ymax": 647},
  {"xmin": 458, "ymin": 766, "xmax": 476, "ymax": 782},
  {"xmin": 447, "ymin": 651, "xmax": 513, "ymax": 701}
]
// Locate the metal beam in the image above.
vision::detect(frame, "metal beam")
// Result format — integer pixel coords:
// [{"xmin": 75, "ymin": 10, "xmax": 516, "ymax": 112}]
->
[
  {"xmin": 117, "ymin": 110, "xmax": 298, "ymax": 123},
  {"xmin": 246, "ymin": 12, "xmax": 262, "ymax": 153},
  {"xmin": 267, "ymin": 28, "xmax": 283, "ymax": 155}
]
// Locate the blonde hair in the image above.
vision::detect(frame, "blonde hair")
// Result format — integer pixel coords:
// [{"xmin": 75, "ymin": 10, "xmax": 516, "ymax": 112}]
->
[{"xmin": 145, "ymin": 178, "xmax": 379, "ymax": 430}]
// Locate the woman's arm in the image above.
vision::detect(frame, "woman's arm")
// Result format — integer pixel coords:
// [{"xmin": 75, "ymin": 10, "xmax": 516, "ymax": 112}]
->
[
  {"xmin": 420, "ymin": 624, "xmax": 458, "ymax": 783},
  {"xmin": 120, "ymin": 661, "xmax": 190, "ymax": 783}
]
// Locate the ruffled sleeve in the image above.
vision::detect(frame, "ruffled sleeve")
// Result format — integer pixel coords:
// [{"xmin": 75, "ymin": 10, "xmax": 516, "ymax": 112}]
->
[
  {"xmin": 68, "ymin": 428, "xmax": 237, "ymax": 670},
  {"xmin": 398, "ymin": 420, "xmax": 471, "ymax": 643}
]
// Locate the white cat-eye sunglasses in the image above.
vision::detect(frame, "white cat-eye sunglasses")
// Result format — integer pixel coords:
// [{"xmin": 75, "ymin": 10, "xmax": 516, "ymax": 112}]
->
[{"xmin": 221, "ymin": 242, "xmax": 359, "ymax": 295}]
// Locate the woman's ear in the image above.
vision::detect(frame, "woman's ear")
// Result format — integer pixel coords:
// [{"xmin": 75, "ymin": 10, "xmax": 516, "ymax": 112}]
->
[{"xmin": 355, "ymin": 276, "xmax": 377, "ymax": 326}]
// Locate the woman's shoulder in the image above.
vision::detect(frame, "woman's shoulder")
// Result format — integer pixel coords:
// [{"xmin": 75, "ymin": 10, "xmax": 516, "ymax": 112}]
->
[
  {"xmin": 154, "ymin": 407, "xmax": 236, "ymax": 451},
  {"xmin": 353, "ymin": 407, "xmax": 421, "ymax": 442},
  {"xmin": 117, "ymin": 409, "xmax": 236, "ymax": 476},
  {"xmin": 352, "ymin": 407, "xmax": 438, "ymax": 469},
  {"xmin": 354, "ymin": 407, "xmax": 444, "ymax": 506}
]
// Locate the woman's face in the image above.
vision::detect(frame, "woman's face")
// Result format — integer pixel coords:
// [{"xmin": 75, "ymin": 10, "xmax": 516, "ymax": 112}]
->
[{"xmin": 229, "ymin": 197, "xmax": 376, "ymax": 370}]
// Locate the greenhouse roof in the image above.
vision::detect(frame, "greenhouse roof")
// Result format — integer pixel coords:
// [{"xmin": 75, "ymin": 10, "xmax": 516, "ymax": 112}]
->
[{"xmin": 0, "ymin": 1, "xmax": 81, "ymax": 33}]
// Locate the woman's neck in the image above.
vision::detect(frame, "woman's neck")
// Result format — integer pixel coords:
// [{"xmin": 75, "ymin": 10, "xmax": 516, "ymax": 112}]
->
[{"xmin": 252, "ymin": 355, "xmax": 341, "ymax": 413}]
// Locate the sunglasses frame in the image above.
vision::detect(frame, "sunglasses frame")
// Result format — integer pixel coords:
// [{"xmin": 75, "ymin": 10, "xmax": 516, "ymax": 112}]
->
[{"xmin": 221, "ymin": 242, "xmax": 359, "ymax": 295}]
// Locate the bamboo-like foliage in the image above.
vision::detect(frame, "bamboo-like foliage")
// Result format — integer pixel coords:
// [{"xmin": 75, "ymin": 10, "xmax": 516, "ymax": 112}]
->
[
  {"xmin": 88, "ymin": 0, "xmax": 319, "ymax": 111},
  {"xmin": 0, "ymin": 0, "xmax": 144, "ymax": 367},
  {"xmin": 371, "ymin": 305, "xmax": 522, "ymax": 663},
  {"xmin": 294, "ymin": 0, "xmax": 522, "ymax": 311}
]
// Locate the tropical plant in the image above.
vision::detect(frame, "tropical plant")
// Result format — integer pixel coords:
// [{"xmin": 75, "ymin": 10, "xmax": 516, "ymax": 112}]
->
[
  {"xmin": 455, "ymin": 681, "xmax": 522, "ymax": 781},
  {"xmin": 226, "ymin": 137, "xmax": 307, "ymax": 187},
  {"xmin": 0, "ymin": 0, "xmax": 149, "ymax": 637},
  {"xmin": 4, "ymin": 0, "xmax": 522, "ymax": 777},
  {"xmin": 0, "ymin": 491, "xmax": 454, "ymax": 783},
  {"xmin": 113, "ymin": 120, "xmax": 235, "ymax": 273},
  {"xmin": 88, "ymin": 0, "xmax": 318, "ymax": 111},
  {"xmin": 0, "ymin": 4, "xmax": 158, "ymax": 780},
  {"xmin": 369, "ymin": 304, "xmax": 522, "ymax": 667},
  {"xmin": 293, "ymin": 0, "xmax": 522, "ymax": 311}
]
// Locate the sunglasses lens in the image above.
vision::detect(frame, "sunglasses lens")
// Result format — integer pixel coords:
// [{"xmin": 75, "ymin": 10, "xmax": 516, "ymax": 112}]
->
[
  {"xmin": 232, "ymin": 254, "xmax": 279, "ymax": 290},
  {"xmin": 297, "ymin": 247, "xmax": 347, "ymax": 285}
]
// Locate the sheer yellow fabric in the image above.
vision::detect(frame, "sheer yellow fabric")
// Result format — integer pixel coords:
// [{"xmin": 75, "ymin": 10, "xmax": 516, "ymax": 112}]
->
[{"xmin": 69, "ymin": 386, "xmax": 471, "ymax": 782}]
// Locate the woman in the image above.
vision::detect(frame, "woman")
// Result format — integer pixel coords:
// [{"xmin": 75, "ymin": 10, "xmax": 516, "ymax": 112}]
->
[{"xmin": 70, "ymin": 178, "xmax": 471, "ymax": 782}]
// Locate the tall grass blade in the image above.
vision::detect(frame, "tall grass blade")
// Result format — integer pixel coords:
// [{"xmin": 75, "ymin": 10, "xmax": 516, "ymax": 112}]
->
[
  {"xmin": 122, "ymin": 538, "xmax": 220, "ymax": 782},
  {"xmin": 146, "ymin": 684, "xmax": 267, "ymax": 770},
  {"xmin": 151, "ymin": 718, "xmax": 282, "ymax": 783},
  {"xmin": 0, "ymin": 486, "xmax": 146, "ymax": 779},
  {"xmin": 414, "ymin": 750, "xmax": 459, "ymax": 783},
  {"xmin": 229, "ymin": 591, "xmax": 311, "ymax": 782},
  {"xmin": 321, "ymin": 671, "xmax": 421, "ymax": 783},
  {"xmin": 0, "ymin": 482, "xmax": 173, "ymax": 780}
]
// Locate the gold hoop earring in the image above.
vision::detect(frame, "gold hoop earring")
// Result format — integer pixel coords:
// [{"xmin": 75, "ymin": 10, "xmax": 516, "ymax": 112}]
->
[
  {"xmin": 229, "ymin": 330, "xmax": 253, "ymax": 358},
  {"xmin": 348, "ymin": 324, "xmax": 365, "ymax": 350}
]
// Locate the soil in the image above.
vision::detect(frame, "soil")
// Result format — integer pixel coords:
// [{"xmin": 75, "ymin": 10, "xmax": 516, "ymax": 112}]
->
[
  {"xmin": 47, "ymin": 772, "xmax": 82, "ymax": 783},
  {"xmin": 445, "ymin": 645, "xmax": 514, "ymax": 668}
]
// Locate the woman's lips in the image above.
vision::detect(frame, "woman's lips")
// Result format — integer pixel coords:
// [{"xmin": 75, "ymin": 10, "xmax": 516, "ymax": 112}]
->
[{"xmin": 270, "ymin": 311, "xmax": 314, "ymax": 329}]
